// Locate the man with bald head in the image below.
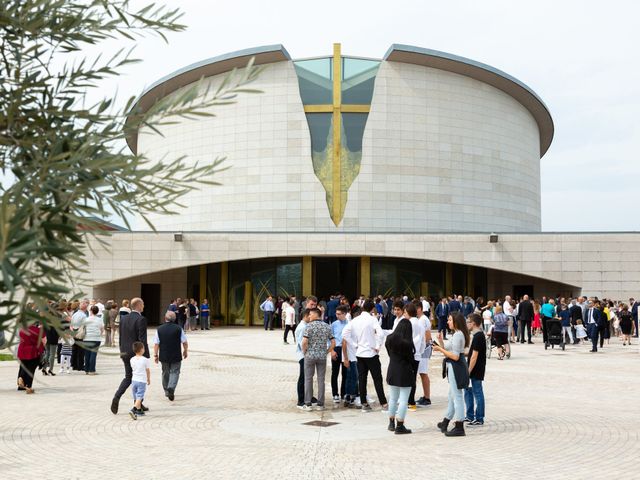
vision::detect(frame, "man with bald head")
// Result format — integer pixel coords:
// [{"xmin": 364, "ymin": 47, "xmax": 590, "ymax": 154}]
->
[{"xmin": 111, "ymin": 297, "xmax": 149, "ymax": 415}]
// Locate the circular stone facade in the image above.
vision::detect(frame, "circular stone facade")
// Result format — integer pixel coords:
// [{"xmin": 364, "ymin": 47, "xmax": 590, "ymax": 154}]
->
[{"xmin": 133, "ymin": 45, "xmax": 550, "ymax": 233}]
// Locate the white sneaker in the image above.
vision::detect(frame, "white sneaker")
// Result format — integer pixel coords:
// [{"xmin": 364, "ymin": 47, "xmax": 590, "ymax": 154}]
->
[
  {"xmin": 366, "ymin": 395, "xmax": 376, "ymax": 404},
  {"xmin": 59, "ymin": 368, "xmax": 64, "ymax": 374},
  {"xmin": 354, "ymin": 397, "xmax": 362, "ymax": 407},
  {"xmin": 332, "ymin": 395, "xmax": 340, "ymax": 403}
]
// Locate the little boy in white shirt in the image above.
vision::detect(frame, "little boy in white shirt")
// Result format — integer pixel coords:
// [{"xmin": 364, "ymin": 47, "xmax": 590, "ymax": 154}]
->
[{"xmin": 129, "ymin": 341, "xmax": 151, "ymax": 420}]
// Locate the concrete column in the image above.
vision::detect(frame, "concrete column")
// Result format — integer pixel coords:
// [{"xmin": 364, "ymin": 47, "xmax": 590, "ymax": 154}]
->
[
  {"xmin": 467, "ymin": 265, "xmax": 474, "ymax": 297},
  {"xmin": 302, "ymin": 256, "xmax": 313, "ymax": 296},
  {"xmin": 360, "ymin": 256, "xmax": 371, "ymax": 297},
  {"xmin": 421, "ymin": 281, "xmax": 429, "ymax": 297},
  {"xmin": 199, "ymin": 264, "xmax": 207, "ymax": 303}
]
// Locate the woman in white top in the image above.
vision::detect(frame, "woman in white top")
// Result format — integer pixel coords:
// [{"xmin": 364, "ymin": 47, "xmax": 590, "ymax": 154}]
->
[
  {"xmin": 433, "ymin": 312, "xmax": 470, "ymax": 437},
  {"xmin": 482, "ymin": 301, "xmax": 493, "ymax": 333},
  {"xmin": 282, "ymin": 299, "xmax": 296, "ymax": 344},
  {"xmin": 83, "ymin": 305, "xmax": 105, "ymax": 374}
]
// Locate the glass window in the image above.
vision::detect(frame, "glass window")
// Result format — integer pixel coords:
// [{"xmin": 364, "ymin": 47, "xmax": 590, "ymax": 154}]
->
[
  {"xmin": 342, "ymin": 113, "xmax": 368, "ymax": 152},
  {"xmin": 228, "ymin": 260, "xmax": 251, "ymax": 326},
  {"xmin": 276, "ymin": 260, "xmax": 302, "ymax": 298},
  {"xmin": 371, "ymin": 259, "xmax": 397, "ymax": 298},
  {"xmin": 306, "ymin": 113, "xmax": 332, "ymax": 153},
  {"xmin": 251, "ymin": 259, "xmax": 277, "ymax": 326},
  {"xmin": 342, "ymin": 58, "xmax": 379, "ymax": 104},
  {"xmin": 294, "ymin": 58, "xmax": 332, "ymax": 105}
]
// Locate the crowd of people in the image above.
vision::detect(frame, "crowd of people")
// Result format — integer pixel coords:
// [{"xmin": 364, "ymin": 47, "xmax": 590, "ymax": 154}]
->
[
  {"xmin": 11, "ymin": 290, "xmax": 638, "ymax": 432},
  {"xmin": 268, "ymin": 291, "xmax": 638, "ymax": 436}
]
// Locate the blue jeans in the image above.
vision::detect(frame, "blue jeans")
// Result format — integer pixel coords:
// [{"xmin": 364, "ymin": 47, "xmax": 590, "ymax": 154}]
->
[
  {"xmin": 263, "ymin": 311, "xmax": 273, "ymax": 330},
  {"xmin": 344, "ymin": 360, "xmax": 358, "ymax": 400},
  {"xmin": 388, "ymin": 385, "xmax": 411, "ymax": 421},
  {"xmin": 445, "ymin": 363, "xmax": 465, "ymax": 421},
  {"xmin": 464, "ymin": 378, "xmax": 485, "ymax": 422},
  {"xmin": 83, "ymin": 341, "xmax": 100, "ymax": 372},
  {"xmin": 132, "ymin": 381, "xmax": 146, "ymax": 400}
]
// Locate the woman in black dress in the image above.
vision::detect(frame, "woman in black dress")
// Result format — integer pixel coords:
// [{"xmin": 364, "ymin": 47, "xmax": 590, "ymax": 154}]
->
[{"xmin": 618, "ymin": 304, "xmax": 633, "ymax": 346}]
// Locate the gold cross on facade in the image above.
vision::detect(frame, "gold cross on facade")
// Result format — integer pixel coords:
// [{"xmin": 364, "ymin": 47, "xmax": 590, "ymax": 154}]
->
[{"xmin": 302, "ymin": 43, "xmax": 371, "ymax": 225}]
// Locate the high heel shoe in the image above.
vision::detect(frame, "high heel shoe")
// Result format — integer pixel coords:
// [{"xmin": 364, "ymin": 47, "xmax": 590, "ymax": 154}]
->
[{"xmin": 48, "ymin": 369, "xmax": 56, "ymax": 376}]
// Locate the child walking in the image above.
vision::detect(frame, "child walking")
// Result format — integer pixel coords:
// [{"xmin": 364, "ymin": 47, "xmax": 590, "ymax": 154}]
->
[
  {"xmin": 129, "ymin": 341, "xmax": 151, "ymax": 420},
  {"xmin": 575, "ymin": 319, "xmax": 588, "ymax": 343},
  {"xmin": 59, "ymin": 335, "xmax": 73, "ymax": 374}
]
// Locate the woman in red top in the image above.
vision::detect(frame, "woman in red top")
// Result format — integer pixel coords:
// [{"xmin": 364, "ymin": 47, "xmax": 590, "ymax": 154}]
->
[{"xmin": 17, "ymin": 323, "xmax": 46, "ymax": 394}]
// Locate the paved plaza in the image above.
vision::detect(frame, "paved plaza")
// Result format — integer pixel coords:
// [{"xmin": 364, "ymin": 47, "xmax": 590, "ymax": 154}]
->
[{"xmin": 1, "ymin": 328, "xmax": 638, "ymax": 480}]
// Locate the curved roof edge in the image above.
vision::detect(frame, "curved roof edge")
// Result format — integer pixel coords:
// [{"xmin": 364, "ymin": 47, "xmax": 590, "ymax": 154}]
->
[
  {"xmin": 126, "ymin": 44, "xmax": 291, "ymax": 154},
  {"xmin": 383, "ymin": 44, "xmax": 554, "ymax": 157}
]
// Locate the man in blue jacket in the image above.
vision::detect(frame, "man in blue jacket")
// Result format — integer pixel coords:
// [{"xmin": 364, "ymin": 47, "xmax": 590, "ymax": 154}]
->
[
  {"xmin": 436, "ymin": 298, "xmax": 450, "ymax": 340},
  {"xmin": 585, "ymin": 300, "xmax": 603, "ymax": 352}
]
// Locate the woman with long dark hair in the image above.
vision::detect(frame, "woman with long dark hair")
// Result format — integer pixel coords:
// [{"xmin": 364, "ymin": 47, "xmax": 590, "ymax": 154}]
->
[
  {"xmin": 433, "ymin": 312, "xmax": 470, "ymax": 436},
  {"xmin": 385, "ymin": 311, "xmax": 416, "ymax": 434}
]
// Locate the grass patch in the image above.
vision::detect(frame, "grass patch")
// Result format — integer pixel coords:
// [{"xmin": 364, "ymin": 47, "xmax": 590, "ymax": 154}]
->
[{"xmin": 0, "ymin": 353, "xmax": 15, "ymax": 361}]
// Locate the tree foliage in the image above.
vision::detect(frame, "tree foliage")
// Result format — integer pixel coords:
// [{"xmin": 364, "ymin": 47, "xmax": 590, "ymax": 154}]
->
[{"xmin": 0, "ymin": 0, "xmax": 261, "ymax": 342}]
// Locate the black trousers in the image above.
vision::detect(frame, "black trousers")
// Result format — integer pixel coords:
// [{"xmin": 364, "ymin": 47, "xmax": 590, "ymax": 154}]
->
[
  {"xmin": 409, "ymin": 359, "xmax": 420, "ymax": 405},
  {"xmin": 330, "ymin": 346, "xmax": 347, "ymax": 398},
  {"xmin": 71, "ymin": 343, "xmax": 85, "ymax": 371},
  {"xmin": 541, "ymin": 316, "xmax": 550, "ymax": 343},
  {"xmin": 518, "ymin": 320, "xmax": 532, "ymax": 342},
  {"xmin": 590, "ymin": 325, "xmax": 599, "ymax": 351},
  {"xmin": 114, "ymin": 353, "xmax": 134, "ymax": 401},
  {"xmin": 283, "ymin": 324, "xmax": 296, "ymax": 343},
  {"xmin": 598, "ymin": 326, "xmax": 607, "ymax": 348},
  {"xmin": 17, "ymin": 358, "xmax": 39, "ymax": 388},
  {"xmin": 356, "ymin": 355, "xmax": 387, "ymax": 406},
  {"xmin": 297, "ymin": 358, "xmax": 305, "ymax": 405}
]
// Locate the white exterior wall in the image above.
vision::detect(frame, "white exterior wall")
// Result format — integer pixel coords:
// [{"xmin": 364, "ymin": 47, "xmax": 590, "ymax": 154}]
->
[
  {"xmin": 136, "ymin": 60, "xmax": 542, "ymax": 233},
  {"xmin": 343, "ymin": 61, "xmax": 541, "ymax": 232},
  {"xmin": 136, "ymin": 61, "xmax": 332, "ymax": 232}
]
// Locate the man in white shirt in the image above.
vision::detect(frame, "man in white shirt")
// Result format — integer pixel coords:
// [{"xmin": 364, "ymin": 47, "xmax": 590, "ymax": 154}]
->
[
  {"xmin": 348, "ymin": 299, "xmax": 387, "ymax": 412},
  {"xmin": 403, "ymin": 302, "xmax": 426, "ymax": 411},
  {"xmin": 503, "ymin": 295, "xmax": 516, "ymax": 342},
  {"xmin": 294, "ymin": 309, "xmax": 312, "ymax": 408},
  {"xmin": 71, "ymin": 300, "xmax": 89, "ymax": 371},
  {"xmin": 420, "ymin": 296, "xmax": 431, "ymax": 316},
  {"xmin": 415, "ymin": 302, "xmax": 433, "ymax": 407}
]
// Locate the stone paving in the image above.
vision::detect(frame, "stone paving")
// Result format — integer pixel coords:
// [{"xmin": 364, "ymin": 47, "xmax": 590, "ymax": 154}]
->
[{"xmin": 1, "ymin": 327, "xmax": 638, "ymax": 480}]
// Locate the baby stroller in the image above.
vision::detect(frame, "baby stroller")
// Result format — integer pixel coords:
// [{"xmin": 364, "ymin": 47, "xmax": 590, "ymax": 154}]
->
[{"xmin": 545, "ymin": 318, "xmax": 565, "ymax": 350}]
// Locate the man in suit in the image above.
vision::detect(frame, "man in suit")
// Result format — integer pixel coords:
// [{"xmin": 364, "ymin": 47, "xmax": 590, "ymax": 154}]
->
[
  {"xmin": 585, "ymin": 300, "xmax": 603, "ymax": 352},
  {"xmin": 111, "ymin": 297, "xmax": 149, "ymax": 414},
  {"xmin": 517, "ymin": 295, "xmax": 534, "ymax": 344},
  {"xmin": 436, "ymin": 298, "xmax": 450, "ymax": 340},
  {"xmin": 326, "ymin": 295, "xmax": 340, "ymax": 323}
]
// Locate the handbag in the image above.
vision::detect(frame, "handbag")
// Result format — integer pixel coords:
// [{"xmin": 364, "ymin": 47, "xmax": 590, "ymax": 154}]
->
[{"xmin": 75, "ymin": 324, "xmax": 86, "ymax": 340}]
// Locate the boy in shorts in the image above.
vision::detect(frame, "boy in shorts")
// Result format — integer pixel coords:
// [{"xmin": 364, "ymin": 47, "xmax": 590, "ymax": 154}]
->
[{"xmin": 129, "ymin": 341, "xmax": 151, "ymax": 420}]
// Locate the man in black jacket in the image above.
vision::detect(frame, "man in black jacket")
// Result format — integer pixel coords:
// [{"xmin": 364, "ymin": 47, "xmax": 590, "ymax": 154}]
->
[
  {"xmin": 517, "ymin": 295, "xmax": 534, "ymax": 344},
  {"xmin": 111, "ymin": 297, "xmax": 149, "ymax": 414},
  {"xmin": 153, "ymin": 310, "xmax": 188, "ymax": 401},
  {"xmin": 569, "ymin": 299, "xmax": 583, "ymax": 344}
]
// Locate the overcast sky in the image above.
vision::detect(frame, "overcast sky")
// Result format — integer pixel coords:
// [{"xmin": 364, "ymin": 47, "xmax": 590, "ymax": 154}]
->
[{"xmin": 96, "ymin": 0, "xmax": 640, "ymax": 231}]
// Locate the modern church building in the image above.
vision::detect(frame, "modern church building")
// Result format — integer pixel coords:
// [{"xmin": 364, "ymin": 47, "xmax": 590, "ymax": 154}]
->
[{"xmin": 83, "ymin": 44, "xmax": 640, "ymax": 325}]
